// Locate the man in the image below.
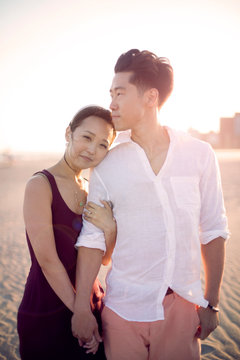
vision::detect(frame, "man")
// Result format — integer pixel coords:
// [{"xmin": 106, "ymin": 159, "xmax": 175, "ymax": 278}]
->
[{"xmin": 72, "ymin": 49, "xmax": 229, "ymax": 360}]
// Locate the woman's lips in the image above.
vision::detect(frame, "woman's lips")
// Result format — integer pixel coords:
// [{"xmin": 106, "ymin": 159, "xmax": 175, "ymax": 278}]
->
[{"xmin": 80, "ymin": 155, "xmax": 93, "ymax": 162}]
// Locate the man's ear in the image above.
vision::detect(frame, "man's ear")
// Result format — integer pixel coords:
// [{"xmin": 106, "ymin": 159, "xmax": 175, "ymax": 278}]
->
[
  {"xmin": 65, "ymin": 126, "xmax": 71, "ymax": 142},
  {"xmin": 144, "ymin": 88, "xmax": 159, "ymax": 107}
]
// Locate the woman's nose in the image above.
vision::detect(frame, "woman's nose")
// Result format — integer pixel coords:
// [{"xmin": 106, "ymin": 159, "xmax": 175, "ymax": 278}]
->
[{"xmin": 87, "ymin": 142, "xmax": 97, "ymax": 155}]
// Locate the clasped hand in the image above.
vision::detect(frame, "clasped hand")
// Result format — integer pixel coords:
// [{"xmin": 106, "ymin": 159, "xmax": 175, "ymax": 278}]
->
[{"xmin": 71, "ymin": 309, "xmax": 102, "ymax": 355}]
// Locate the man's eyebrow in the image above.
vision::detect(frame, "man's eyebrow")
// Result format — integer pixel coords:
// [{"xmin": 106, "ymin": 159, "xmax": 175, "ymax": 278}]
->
[{"xmin": 109, "ymin": 86, "xmax": 126, "ymax": 93}]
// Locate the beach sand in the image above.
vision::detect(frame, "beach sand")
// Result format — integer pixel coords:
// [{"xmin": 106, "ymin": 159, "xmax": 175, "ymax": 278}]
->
[{"xmin": 0, "ymin": 150, "xmax": 239, "ymax": 360}]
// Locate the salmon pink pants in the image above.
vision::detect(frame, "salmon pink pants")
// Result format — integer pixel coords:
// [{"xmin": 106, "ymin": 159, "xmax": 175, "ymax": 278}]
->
[{"xmin": 102, "ymin": 293, "xmax": 200, "ymax": 360}]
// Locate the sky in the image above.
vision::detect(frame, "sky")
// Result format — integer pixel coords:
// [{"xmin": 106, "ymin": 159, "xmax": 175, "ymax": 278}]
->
[{"xmin": 1, "ymin": 0, "xmax": 240, "ymax": 153}]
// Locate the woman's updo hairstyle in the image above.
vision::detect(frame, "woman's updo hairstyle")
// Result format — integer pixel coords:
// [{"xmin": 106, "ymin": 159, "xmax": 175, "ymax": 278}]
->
[{"xmin": 69, "ymin": 105, "xmax": 116, "ymax": 143}]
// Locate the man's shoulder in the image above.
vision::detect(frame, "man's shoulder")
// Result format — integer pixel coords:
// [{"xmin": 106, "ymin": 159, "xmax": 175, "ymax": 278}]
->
[
  {"xmin": 106, "ymin": 137, "xmax": 132, "ymax": 158},
  {"xmin": 95, "ymin": 141, "xmax": 130, "ymax": 172},
  {"xmin": 171, "ymin": 128, "xmax": 212, "ymax": 153}
]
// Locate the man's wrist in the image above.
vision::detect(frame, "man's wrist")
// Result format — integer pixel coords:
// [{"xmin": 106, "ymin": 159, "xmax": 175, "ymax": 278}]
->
[{"xmin": 207, "ymin": 303, "xmax": 220, "ymax": 312}]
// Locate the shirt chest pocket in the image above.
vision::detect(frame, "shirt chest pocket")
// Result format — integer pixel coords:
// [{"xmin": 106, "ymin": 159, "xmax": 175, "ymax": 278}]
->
[{"xmin": 170, "ymin": 176, "xmax": 200, "ymax": 210}]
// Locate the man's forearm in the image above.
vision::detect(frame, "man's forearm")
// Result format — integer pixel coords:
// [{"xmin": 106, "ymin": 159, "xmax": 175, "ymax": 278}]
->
[
  {"xmin": 201, "ymin": 236, "xmax": 225, "ymax": 305},
  {"xmin": 102, "ymin": 223, "xmax": 117, "ymax": 265},
  {"xmin": 74, "ymin": 246, "xmax": 103, "ymax": 311},
  {"xmin": 72, "ymin": 247, "xmax": 103, "ymax": 344}
]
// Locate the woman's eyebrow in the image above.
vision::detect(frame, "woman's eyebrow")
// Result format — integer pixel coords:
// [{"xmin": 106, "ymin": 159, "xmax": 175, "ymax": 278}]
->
[{"xmin": 83, "ymin": 130, "xmax": 109, "ymax": 143}]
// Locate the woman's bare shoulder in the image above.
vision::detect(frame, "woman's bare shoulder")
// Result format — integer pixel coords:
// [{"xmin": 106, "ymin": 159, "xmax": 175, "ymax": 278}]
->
[{"xmin": 25, "ymin": 172, "xmax": 52, "ymax": 198}]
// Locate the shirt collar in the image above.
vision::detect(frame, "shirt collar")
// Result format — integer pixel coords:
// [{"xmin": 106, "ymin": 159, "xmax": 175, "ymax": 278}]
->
[
  {"xmin": 111, "ymin": 130, "xmax": 132, "ymax": 148},
  {"xmin": 112, "ymin": 127, "xmax": 174, "ymax": 148}
]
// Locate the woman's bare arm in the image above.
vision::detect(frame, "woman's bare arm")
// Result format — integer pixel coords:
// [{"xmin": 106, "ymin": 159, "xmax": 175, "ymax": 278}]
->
[{"xmin": 23, "ymin": 175, "xmax": 76, "ymax": 311}]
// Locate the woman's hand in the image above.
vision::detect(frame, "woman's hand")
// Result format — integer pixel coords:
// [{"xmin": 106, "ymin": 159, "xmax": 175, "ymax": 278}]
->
[
  {"xmin": 84, "ymin": 200, "xmax": 117, "ymax": 265},
  {"xmin": 83, "ymin": 200, "xmax": 116, "ymax": 235}
]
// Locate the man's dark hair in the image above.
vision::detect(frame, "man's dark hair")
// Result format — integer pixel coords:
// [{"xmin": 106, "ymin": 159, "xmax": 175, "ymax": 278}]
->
[{"xmin": 114, "ymin": 49, "xmax": 173, "ymax": 108}]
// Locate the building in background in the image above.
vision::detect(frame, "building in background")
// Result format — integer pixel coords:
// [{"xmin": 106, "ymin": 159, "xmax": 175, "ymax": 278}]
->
[
  {"xmin": 219, "ymin": 113, "xmax": 240, "ymax": 148},
  {"xmin": 188, "ymin": 113, "xmax": 240, "ymax": 149}
]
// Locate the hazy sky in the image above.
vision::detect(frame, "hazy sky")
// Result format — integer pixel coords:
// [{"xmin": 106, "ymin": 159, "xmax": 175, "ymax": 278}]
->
[{"xmin": 1, "ymin": 0, "xmax": 240, "ymax": 152}]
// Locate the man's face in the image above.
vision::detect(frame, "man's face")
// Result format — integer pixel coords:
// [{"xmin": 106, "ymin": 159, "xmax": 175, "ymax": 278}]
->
[{"xmin": 109, "ymin": 72, "xmax": 145, "ymax": 131}]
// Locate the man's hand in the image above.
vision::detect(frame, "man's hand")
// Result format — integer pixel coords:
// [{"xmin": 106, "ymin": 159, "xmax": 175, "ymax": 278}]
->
[
  {"xmin": 195, "ymin": 306, "xmax": 219, "ymax": 340},
  {"xmin": 83, "ymin": 335, "xmax": 100, "ymax": 355},
  {"xmin": 71, "ymin": 309, "xmax": 102, "ymax": 350}
]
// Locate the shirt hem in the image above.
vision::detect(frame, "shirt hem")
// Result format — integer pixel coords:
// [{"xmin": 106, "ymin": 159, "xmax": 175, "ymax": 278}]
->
[{"xmin": 103, "ymin": 303, "xmax": 165, "ymax": 322}]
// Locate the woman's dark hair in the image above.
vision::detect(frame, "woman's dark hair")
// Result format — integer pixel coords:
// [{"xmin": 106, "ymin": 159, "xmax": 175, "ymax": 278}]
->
[
  {"xmin": 69, "ymin": 105, "xmax": 116, "ymax": 141},
  {"xmin": 114, "ymin": 49, "xmax": 173, "ymax": 107}
]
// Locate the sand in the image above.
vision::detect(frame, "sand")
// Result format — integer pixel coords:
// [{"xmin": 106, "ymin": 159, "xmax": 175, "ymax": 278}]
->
[{"xmin": 0, "ymin": 150, "xmax": 239, "ymax": 360}]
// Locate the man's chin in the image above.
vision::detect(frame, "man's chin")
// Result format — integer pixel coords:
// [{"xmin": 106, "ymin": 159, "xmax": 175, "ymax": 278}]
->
[{"xmin": 113, "ymin": 123, "xmax": 128, "ymax": 132}]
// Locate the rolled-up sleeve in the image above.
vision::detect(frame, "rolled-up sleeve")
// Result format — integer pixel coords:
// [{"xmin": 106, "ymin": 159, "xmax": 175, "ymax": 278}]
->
[
  {"xmin": 75, "ymin": 169, "xmax": 109, "ymax": 252},
  {"xmin": 199, "ymin": 145, "xmax": 230, "ymax": 244}
]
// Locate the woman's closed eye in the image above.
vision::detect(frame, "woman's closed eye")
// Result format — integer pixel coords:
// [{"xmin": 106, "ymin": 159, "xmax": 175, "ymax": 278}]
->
[
  {"xmin": 100, "ymin": 143, "xmax": 108, "ymax": 149},
  {"xmin": 83, "ymin": 135, "xmax": 91, "ymax": 141}
]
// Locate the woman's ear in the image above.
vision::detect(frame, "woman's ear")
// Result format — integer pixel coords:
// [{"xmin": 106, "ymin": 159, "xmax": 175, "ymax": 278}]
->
[{"xmin": 65, "ymin": 126, "xmax": 71, "ymax": 143}]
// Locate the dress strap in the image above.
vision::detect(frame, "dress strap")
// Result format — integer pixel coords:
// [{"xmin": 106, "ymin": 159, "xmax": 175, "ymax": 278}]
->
[{"xmin": 33, "ymin": 169, "xmax": 58, "ymax": 197}]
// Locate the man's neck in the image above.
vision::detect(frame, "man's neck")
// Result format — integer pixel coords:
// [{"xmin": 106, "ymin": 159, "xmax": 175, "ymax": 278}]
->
[{"xmin": 131, "ymin": 115, "xmax": 169, "ymax": 154}]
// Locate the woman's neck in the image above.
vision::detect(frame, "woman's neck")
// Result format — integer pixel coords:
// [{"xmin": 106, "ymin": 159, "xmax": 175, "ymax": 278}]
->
[{"xmin": 60, "ymin": 154, "xmax": 82, "ymax": 181}]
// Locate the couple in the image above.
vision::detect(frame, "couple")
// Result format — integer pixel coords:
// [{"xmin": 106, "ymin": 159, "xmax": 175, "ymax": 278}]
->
[{"xmin": 18, "ymin": 49, "xmax": 229, "ymax": 360}]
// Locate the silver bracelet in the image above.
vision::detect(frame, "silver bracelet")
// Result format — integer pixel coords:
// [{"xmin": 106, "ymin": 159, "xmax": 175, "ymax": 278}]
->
[{"xmin": 208, "ymin": 304, "xmax": 220, "ymax": 312}]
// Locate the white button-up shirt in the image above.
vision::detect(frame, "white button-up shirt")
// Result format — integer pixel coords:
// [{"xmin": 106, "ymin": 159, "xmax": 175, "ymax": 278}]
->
[{"xmin": 75, "ymin": 127, "xmax": 229, "ymax": 321}]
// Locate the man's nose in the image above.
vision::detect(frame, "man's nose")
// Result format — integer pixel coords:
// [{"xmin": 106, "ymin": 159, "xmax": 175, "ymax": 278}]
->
[{"xmin": 110, "ymin": 98, "xmax": 117, "ymax": 110}]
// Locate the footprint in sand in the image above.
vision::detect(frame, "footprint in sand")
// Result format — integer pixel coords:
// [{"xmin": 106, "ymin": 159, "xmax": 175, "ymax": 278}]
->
[{"xmin": 201, "ymin": 344, "xmax": 215, "ymax": 355}]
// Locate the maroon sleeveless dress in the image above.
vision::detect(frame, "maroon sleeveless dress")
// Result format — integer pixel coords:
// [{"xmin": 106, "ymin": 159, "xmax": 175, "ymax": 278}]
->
[{"xmin": 17, "ymin": 170, "xmax": 105, "ymax": 360}]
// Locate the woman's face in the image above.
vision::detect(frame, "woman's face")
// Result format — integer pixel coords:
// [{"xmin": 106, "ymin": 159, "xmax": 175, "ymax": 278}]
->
[{"xmin": 66, "ymin": 115, "xmax": 114, "ymax": 170}]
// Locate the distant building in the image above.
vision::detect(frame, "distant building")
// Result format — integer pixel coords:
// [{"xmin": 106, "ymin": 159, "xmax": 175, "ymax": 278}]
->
[
  {"xmin": 188, "ymin": 128, "xmax": 220, "ymax": 148},
  {"xmin": 189, "ymin": 113, "xmax": 240, "ymax": 149},
  {"xmin": 219, "ymin": 113, "xmax": 240, "ymax": 148}
]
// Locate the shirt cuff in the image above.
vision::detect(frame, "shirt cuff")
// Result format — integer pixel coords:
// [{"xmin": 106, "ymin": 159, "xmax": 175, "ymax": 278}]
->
[
  {"xmin": 200, "ymin": 230, "xmax": 230, "ymax": 245},
  {"xmin": 75, "ymin": 233, "xmax": 106, "ymax": 253}
]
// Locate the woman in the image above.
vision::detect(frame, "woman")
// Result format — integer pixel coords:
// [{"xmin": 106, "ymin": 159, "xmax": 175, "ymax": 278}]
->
[{"xmin": 17, "ymin": 106, "xmax": 116, "ymax": 359}]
